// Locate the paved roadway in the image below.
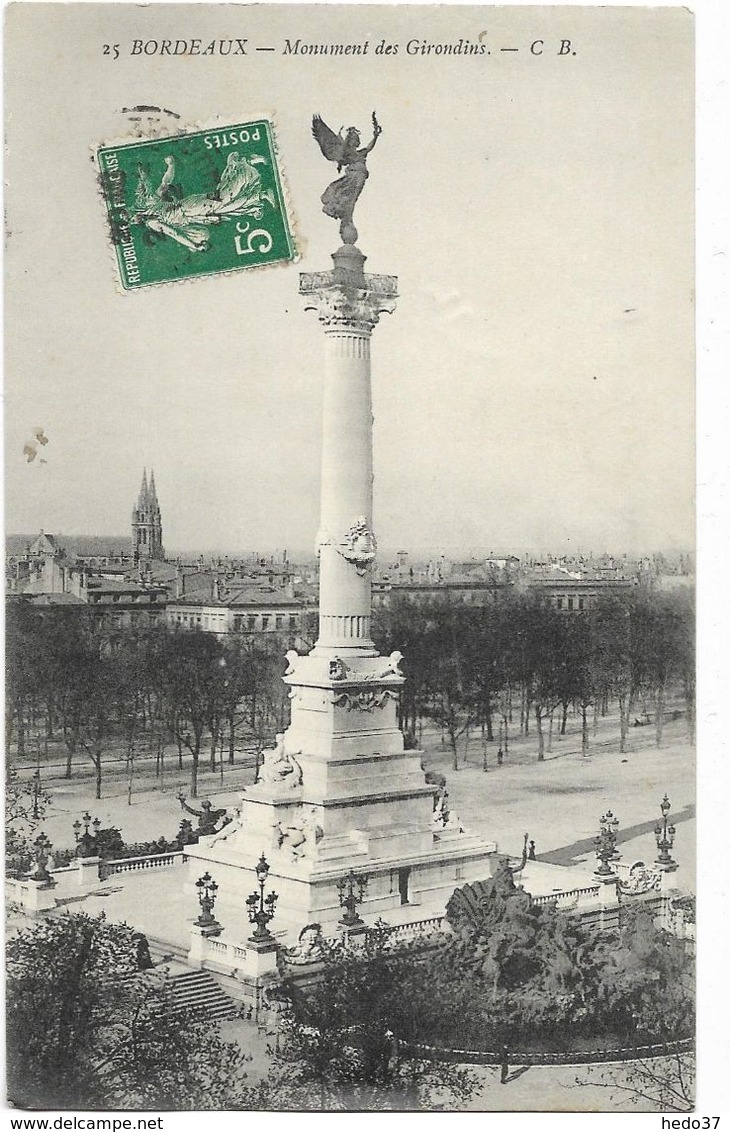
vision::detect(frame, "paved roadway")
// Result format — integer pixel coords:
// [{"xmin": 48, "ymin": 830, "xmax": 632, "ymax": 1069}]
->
[{"xmin": 23, "ymin": 714, "xmax": 694, "ymax": 888}]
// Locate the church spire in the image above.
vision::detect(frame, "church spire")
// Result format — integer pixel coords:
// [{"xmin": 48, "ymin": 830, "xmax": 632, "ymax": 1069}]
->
[
  {"xmin": 148, "ymin": 468, "xmax": 158, "ymax": 507},
  {"xmin": 138, "ymin": 468, "xmax": 149, "ymax": 508},
  {"xmin": 132, "ymin": 469, "xmax": 165, "ymax": 562}
]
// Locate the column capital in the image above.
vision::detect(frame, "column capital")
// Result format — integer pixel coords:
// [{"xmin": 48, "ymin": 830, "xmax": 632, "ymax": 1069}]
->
[{"xmin": 300, "ymin": 269, "xmax": 398, "ymax": 332}]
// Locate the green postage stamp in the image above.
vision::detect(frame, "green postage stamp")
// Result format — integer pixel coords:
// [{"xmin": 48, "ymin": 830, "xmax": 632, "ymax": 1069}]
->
[{"xmin": 97, "ymin": 120, "xmax": 296, "ymax": 289}]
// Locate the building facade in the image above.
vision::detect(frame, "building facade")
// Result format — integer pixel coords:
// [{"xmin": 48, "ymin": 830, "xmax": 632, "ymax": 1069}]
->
[{"xmin": 166, "ymin": 581, "xmax": 314, "ymax": 651}]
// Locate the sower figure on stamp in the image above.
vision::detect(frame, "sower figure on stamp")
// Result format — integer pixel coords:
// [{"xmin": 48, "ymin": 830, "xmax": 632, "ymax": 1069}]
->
[{"xmin": 312, "ymin": 112, "xmax": 382, "ymax": 244}]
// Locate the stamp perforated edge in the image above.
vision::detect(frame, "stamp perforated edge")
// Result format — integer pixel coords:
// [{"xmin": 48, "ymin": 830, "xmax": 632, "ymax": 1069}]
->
[{"xmin": 93, "ymin": 110, "xmax": 302, "ymax": 295}]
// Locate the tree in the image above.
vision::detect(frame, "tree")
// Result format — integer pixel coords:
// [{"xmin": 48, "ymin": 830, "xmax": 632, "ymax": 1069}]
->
[
  {"xmin": 673, "ymin": 588, "xmax": 696, "ymax": 741},
  {"xmin": 372, "ymin": 596, "xmax": 438, "ymax": 744},
  {"xmin": 5, "ymin": 601, "xmax": 43, "ymax": 756},
  {"xmin": 595, "ymin": 906, "xmax": 695, "ymax": 1042},
  {"xmin": 422, "ymin": 600, "xmax": 479, "ymax": 770},
  {"xmin": 155, "ymin": 628, "xmax": 224, "ymax": 797},
  {"xmin": 6, "ymin": 912, "xmax": 255, "ymax": 1109},
  {"xmin": 5, "ymin": 763, "xmax": 52, "ymax": 877},
  {"xmin": 470, "ymin": 601, "xmax": 511, "ymax": 746},
  {"xmin": 505, "ymin": 597, "xmax": 568, "ymax": 761},
  {"xmin": 429, "ymin": 656, "xmax": 476, "ymax": 771},
  {"xmin": 562, "ymin": 614, "xmax": 596, "ymax": 755},
  {"xmin": 218, "ymin": 637, "xmax": 254, "ymax": 765},
  {"xmin": 79, "ymin": 651, "xmax": 129, "ymax": 800},
  {"xmin": 582, "ymin": 1047, "xmax": 695, "ymax": 1111},
  {"xmin": 631, "ymin": 592, "xmax": 691, "ymax": 748},
  {"xmin": 268, "ymin": 925, "xmax": 479, "ymax": 1110},
  {"xmin": 591, "ymin": 597, "xmax": 636, "ymax": 753},
  {"xmin": 30, "ymin": 608, "xmax": 101, "ymax": 778}
]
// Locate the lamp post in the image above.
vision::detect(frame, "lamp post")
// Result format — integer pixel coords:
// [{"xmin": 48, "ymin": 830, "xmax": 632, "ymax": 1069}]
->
[
  {"xmin": 337, "ymin": 869, "xmax": 369, "ymax": 928},
  {"xmin": 31, "ymin": 769, "xmax": 42, "ymax": 821},
  {"xmin": 246, "ymin": 853, "xmax": 278, "ymax": 949},
  {"xmin": 195, "ymin": 871, "xmax": 222, "ymax": 935},
  {"xmin": 594, "ymin": 810, "xmax": 619, "ymax": 876},
  {"xmin": 73, "ymin": 812, "xmax": 101, "ymax": 858},
  {"xmin": 654, "ymin": 794, "xmax": 677, "ymax": 868},
  {"xmin": 29, "ymin": 832, "xmax": 54, "ymax": 884}
]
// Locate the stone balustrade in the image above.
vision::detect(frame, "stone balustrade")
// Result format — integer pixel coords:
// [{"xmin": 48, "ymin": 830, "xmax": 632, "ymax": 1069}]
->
[
  {"xmin": 207, "ymin": 938, "xmax": 250, "ymax": 963},
  {"xmin": 103, "ymin": 851, "xmax": 185, "ymax": 875},
  {"xmin": 385, "ymin": 916, "xmax": 446, "ymax": 942},
  {"xmin": 532, "ymin": 885, "xmax": 601, "ymax": 909}
]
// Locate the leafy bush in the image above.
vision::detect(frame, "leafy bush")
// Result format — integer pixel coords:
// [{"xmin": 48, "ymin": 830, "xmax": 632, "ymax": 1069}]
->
[{"xmin": 6, "ymin": 912, "xmax": 257, "ymax": 1109}]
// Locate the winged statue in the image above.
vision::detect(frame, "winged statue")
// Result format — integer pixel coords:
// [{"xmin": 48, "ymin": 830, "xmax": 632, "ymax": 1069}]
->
[{"xmin": 311, "ymin": 112, "xmax": 382, "ymax": 244}]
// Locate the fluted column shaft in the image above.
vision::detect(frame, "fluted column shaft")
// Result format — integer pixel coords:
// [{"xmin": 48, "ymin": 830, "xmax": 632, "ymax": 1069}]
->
[
  {"xmin": 300, "ymin": 248, "xmax": 397, "ymax": 657},
  {"xmin": 317, "ymin": 327, "xmax": 375, "ymax": 652}
]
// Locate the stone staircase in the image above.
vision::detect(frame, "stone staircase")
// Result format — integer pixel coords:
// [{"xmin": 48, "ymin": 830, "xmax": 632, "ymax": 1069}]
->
[
  {"xmin": 167, "ymin": 969, "xmax": 241, "ymax": 1022},
  {"xmin": 147, "ymin": 933, "xmax": 190, "ymax": 967}
]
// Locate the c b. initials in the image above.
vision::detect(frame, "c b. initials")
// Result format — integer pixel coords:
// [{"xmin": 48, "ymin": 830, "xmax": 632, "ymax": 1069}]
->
[{"xmin": 530, "ymin": 39, "xmax": 575, "ymax": 56}]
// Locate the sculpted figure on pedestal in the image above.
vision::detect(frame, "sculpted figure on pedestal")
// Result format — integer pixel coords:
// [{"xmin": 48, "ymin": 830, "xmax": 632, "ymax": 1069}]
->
[
  {"xmin": 207, "ymin": 804, "xmax": 244, "ymax": 846},
  {"xmin": 257, "ymin": 734, "xmax": 303, "ymax": 789},
  {"xmin": 273, "ymin": 809, "xmax": 324, "ymax": 860},
  {"xmin": 178, "ymin": 794, "xmax": 228, "ymax": 836},
  {"xmin": 382, "ymin": 651, "xmax": 404, "ymax": 678},
  {"xmin": 311, "ymin": 112, "xmax": 382, "ymax": 245},
  {"xmin": 618, "ymin": 861, "xmax": 662, "ymax": 895},
  {"xmin": 285, "ymin": 922, "xmax": 325, "ymax": 962}
]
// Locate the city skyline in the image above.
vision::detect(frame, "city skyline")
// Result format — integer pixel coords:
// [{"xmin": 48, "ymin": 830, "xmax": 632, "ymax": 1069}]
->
[
  {"xmin": 5, "ymin": 6, "xmax": 693, "ymax": 559},
  {"xmin": 5, "ymin": 520, "xmax": 694, "ymax": 566}
]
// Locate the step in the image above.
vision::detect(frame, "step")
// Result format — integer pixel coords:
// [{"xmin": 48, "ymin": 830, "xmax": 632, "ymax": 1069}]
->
[{"xmin": 168, "ymin": 970, "xmax": 240, "ymax": 1021}]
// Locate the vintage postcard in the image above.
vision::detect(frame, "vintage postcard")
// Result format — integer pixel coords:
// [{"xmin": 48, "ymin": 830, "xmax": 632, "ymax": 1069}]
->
[{"xmin": 3, "ymin": 1, "xmax": 715, "ymax": 1123}]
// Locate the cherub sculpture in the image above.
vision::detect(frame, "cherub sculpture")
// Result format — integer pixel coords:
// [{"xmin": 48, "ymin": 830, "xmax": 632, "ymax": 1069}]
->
[{"xmin": 311, "ymin": 112, "xmax": 382, "ymax": 244}]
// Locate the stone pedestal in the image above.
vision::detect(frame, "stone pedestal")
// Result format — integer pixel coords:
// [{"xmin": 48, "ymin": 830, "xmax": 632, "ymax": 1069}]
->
[
  {"xmin": 77, "ymin": 855, "xmax": 101, "ymax": 886},
  {"xmin": 595, "ymin": 871, "xmax": 620, "ymax": 930},
  {"xmin": 23, "ymin": 878, "xmax": 57, "ymax": 914},
  {"xmin": 658, "ymin": 861, "xmax": 680, "ymax": 895},
  {"xmin": 186, "ymin": 243, "xmax": 497, "ymax": 940},
  {"xmin": 188, "ymin": 923, "xmax": 211, "ymax": 969}
]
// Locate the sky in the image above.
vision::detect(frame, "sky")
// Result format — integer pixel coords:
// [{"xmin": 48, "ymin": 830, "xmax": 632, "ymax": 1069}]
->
[{"xmin": 4, "ymin": 4, "xmax": 694, "ymax": 557}]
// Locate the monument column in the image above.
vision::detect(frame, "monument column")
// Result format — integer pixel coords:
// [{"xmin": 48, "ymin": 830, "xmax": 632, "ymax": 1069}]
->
[
  {"xmin": 301, "ymin": 246, "xmax": 397, "ymax": 658},
  {"xmin": 183, "ymin": 115, "xmax": 498, "ymax": 940}
]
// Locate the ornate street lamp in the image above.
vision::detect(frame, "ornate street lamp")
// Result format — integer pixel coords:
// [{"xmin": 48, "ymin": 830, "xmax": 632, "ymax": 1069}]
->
[
  {"xmin": 195, "ymin": 871, "xmax": 222, "ymax": 935},
  {"xmin": 31, "ymin": 769, "xmax": 42, "ymax": 821},
  {"xmin": 246, "ymin": 853, "xmax": 278, "ymax": 948},
  {"xmin": 654, "ymin": 793, "xmax": 677, "ymax": 867},
  {"xmin": 603, "ymin": 809, "xmax": 620, "ymax": 859},
  {"xmin": 29, "ymin": 832, "xmax": 54, "ymax": 884},
  {"xmin": 337, "ymin": 869, "xmax": 369, "ymax": 928},
  {"xmin": 73, "ymin": 812, "xmax": 101, "ymax": 858},
  {"xmin": 594, "ymin": 810, "xmax": 619, "ymax": 876}
]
